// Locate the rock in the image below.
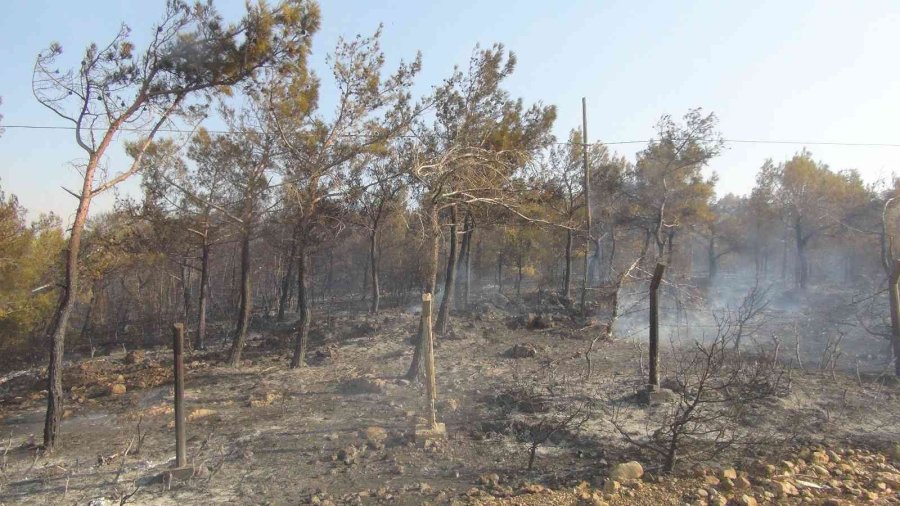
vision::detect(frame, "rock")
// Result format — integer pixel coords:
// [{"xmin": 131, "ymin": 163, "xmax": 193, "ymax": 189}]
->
[
  {"xmin": 109, "ymin": 383, "xmax": 127, "ymax": 395},
  {"xmin": 771, "ymin": 480, "xmax": 799, "ymax": 497},
  {"xmin": 736, "ymin": 494, "xmax": 757, "ymax": 506},
  {"xmin": 478, "ymin": 473, "xmax": 500, "ymax": 487},
  {"xmin": 507, "ymin": 344, "xmax": 538, "ymax": 359},
  {"xmin": 336, "ymin": 445, "xmax": 359, "ymax": 465},
  {"xmin": 703, "ymin": 475, "xmax": 721, "ymax": 486},
  {"xmin": 188, "ymin": 408, "xmax": 216, "ymax": 421},
  {"xmin": 312, "ymin": 345, "xmax": 339, "ymax": 362},
  {"xmin": 124, "ymin": 350, "xmax": 145, "ymax": 365},
  {"xmin": 194, "ymin": 464, "xmax": 211, "ymax": 480},
  {"xmin": 811, "ymin": 464, "xmax": 831, "ymax": 476},
  {"xmin": 602, "ymin": 480, "xmax": 620, "ymax": 494},
  {"xmin": 361, "ymin": 426, "xmax": 387, "ymax": 448},
  {"xmin": 341, "ymin": 376, "xmax": 387, "ymax": 395},
  {"xmin": 609, "ymin": 461, "xmax": 644, "ymax": 481},
  {"xmin": 810, "ymin": 451, "xmax": 830, "ymax": 465},
  {"xmin": 526, "ymin": 314, "xmax": 553, "ymax": 330},
  {"xmin": 248, "ymin": 390, "xmax": 281, "ymax": 407},
  {"xmin": 875, "ymin": 471, "xmax": 900, "ymax": 488},
  {"xmin": 521, "ymin": 484, "xmax": 547, "ymax": 494},
  {"xmin": 721, "ymin": 468, "xmax": 737, "ymax": 480},
  {"xmin": 647, "ymin": 387, "xmax": 679, "ymax": 404}
]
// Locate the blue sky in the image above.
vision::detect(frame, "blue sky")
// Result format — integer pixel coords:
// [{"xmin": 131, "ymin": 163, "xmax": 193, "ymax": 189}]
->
[{"xmin": 2, "ymin": 0, "xmax": 900, "ymax": 224}]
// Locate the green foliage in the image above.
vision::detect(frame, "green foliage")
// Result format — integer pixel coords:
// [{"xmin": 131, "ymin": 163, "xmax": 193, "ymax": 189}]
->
[{"xmin": 0, "ymin": 185, "xmax": 64, "ymax": 357}]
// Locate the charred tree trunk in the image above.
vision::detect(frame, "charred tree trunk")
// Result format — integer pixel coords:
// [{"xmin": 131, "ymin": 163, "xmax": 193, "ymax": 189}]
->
[
  {"xmin": 78, "ymin": 285, "xmax": 97, "ymax": 346},
  {"xmin": 707, "ymin": 234, "xmax": 718, "ymax": 281},
  {"xmin": 181, "ymin": 263, "xmax": 192, "ymax": 326},
  {"xmin": 361, "ymin": 254, "xmax": 369, "ymax": 302},
  {"xmin": 516, "ymin": 255, "xmax": 523, "ymax": 299},
  {"xmin": 794, "ymin": 222, "xmax": 809, "ymax": 289},
  {"xmin": 454, "ymin": 211, "xmax": 473, "ymax": 310},
  {"xmin": 889, "ymin": 260, "xmax": 900, "ymax": 378},
  {"xmin": 277, "ymin": 228, "xmax": 299, "ymax": 322},
  {"xmin": 291, "ymin": 243, "xmax": 311, "ymax": 368},
  {"xmin": 562, "ymin": 228, "xmax": 572, "ymax": 297},
  {"xmin": 497, "ymin": 254, "xmax": 504, "ymax": 294},
  {"xmin": 228, "ymin": 231, "xmax": 253, "ymax": 367},
  {"xmin": 370, "ymin": 228, "xmax": 380, "ymax": 313},
  {"xmin": 435, "ymin": 205, "xmax": 458, "ymax": 336},
  {"xmin": 323, "ymin": 253, "xmax": 334, "ymax": 303},
  {"xmin": 196, "ymin": 238, "xmax": 210, "ymax": 350},
  {"xmin": 44, "ymin": 161, "xmax": 97, "ymax": 451},
  {"xmin": 406, "ymin": 202, "xmax": 440, "ymax": 380},
  {"xmin": 665, "ymin": 228, "xmax": 676, "ymax": 269},
  {"xmin": 463, "ymin": 224, "xmax": 472, "ymax": 308},
  {"xmin": 607, "ymin": 228, "xmax": 617, "ymax": 280}
]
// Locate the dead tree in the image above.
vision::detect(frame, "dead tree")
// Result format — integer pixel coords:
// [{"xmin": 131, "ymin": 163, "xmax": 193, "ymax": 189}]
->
[
  {"xmin": 33, "ymin": 0, "xmax": 317, "ymax": 450},
  {"xmin": 434, "ymin": 205, "xmax": 459, "ymax": 334},
  {"xmin": 648, "ymin": 263, "xmax": 665, "ymax": 390},
  {"xmin": 610, "ymin": 307, "xmax": 788, "ymax": 473}
]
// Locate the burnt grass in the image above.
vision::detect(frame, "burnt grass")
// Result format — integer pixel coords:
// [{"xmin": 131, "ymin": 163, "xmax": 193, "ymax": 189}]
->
[{"xmin": 0, "ymin": 292, "xmax": 897, "ymax": 505}]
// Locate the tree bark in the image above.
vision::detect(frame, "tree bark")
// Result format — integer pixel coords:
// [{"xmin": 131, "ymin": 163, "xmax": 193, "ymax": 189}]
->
[
  {"xmin": 406, "ymin": 202, "xmax": 440, "ymax": 380},
  {"xmin": 794, "ymin": 221, "xmax": 809, "ymax": 289},
  {"xmin": 228, "ymin": 231, "xmax": 253, "ymax": 366},
  {"xmin": 889, "ymin": 260, "xmax": 900, "ymax": 378},
  {"xmin": 291, "ymin": 243, "xmax": 311, "ymax": 368},
  {"xmin": 277, "ymin": 227, "xmax": 299, "ymax": 322},
  {"xmin": 361, "ymin": 253, "xmax": 369, "ymax": 302},
  {"xmin": 497, "ymin": 254, "xmax": 504, "ymax": 294},
  {"xmin": 78, "ymin": 286, "xmax": 97, "ymax": 346},
  {"xmin": 707, "ymin": 234, "xmax": 718, "ymax": 281},
  {"xmin": 516, "ymin": 255, "xmax": 523, "ymax": 299},
  {"xmin": 607, "ymin": 228, "xmax": 617, "ymax": 280},
  {"xmin": 463, "ymin": 225, "xmax": 472, "ymax": 308},
  {"xmin": 370, "ymin": 228, "xmax": 380, "ymax": 313},
  {"xmin": 196, "ymin": 238, "xmax": 210, "ymax": 350},
  {"xmin": 562, "ymin": 228, "xmax": 572, "ymax": 297},
  {"xmin": 323, "ymin": 253, "xmax": 334, "ymax": 303},
  {"xmin": 44, "ymin": 161, "xmax": 96, "ymax": 450},
  {"xmin": 181, "ymin": 263, "xmax": 192, "ymax": 326},
  {"xmin": 454, "ymin": 211, "xmax": 473, "ymax": 309},
  {"xmin": 434, "ymin": 205, "xmax": 458, "ymax": 336},
  {"xmin": 665, "ymin": 228, "xmax": 676, "ymax": 269}
]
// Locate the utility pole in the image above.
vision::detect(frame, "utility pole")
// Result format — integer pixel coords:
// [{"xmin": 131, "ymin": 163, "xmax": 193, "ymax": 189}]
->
[{"xmin": 580, "ymin": 97, "xmax": 592, "ymax": 314}]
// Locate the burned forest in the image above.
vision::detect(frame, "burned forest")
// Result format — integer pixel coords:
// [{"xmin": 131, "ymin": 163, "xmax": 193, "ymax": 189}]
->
[{"xmin": 0, "ymin": 1, "xmax": 899, "ymax": 505}]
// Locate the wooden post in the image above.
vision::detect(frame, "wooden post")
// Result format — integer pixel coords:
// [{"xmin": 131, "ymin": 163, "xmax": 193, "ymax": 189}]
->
[
  {"xmin": 164, "ymin": 323, "xmax": 193, "ymax": 482},
  {"xmin": 580, "ymin": 97, "xmax": 593, "ymax": 315},
  {"xmin": 416, "ymin": 292, "xmax": 445, "ymax": 443},
  {"xmin": 173, "ymin": 323, "xmax": 187, "ymax": 467},
  {"xmin": 422, "ymin": 293, "xmax": 437, "ymax": 428},
  {"xmin": 890, "ymin": 260, "xmax": 900, "ymax": 378},
  {"xmin": 649, "ymin": 263, "xmax": 666, "ymax": 390}
]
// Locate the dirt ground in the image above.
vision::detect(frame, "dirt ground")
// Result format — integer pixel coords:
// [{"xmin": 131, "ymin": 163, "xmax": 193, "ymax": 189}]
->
[{"xmin": 0, "ymin": 292, "xmax": 897, "ymax": 505}]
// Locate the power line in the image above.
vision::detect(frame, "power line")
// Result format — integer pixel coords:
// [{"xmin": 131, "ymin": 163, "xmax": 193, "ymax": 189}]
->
[{"xmin": 4, "ymin": 123, "xmax": 900, "ymax": 148}]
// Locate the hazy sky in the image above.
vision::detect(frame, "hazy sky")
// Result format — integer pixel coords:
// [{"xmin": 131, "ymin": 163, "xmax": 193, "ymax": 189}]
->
[{"xmin": 2, "ymin": 0, "xmax": 900, "ymax": 224}]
